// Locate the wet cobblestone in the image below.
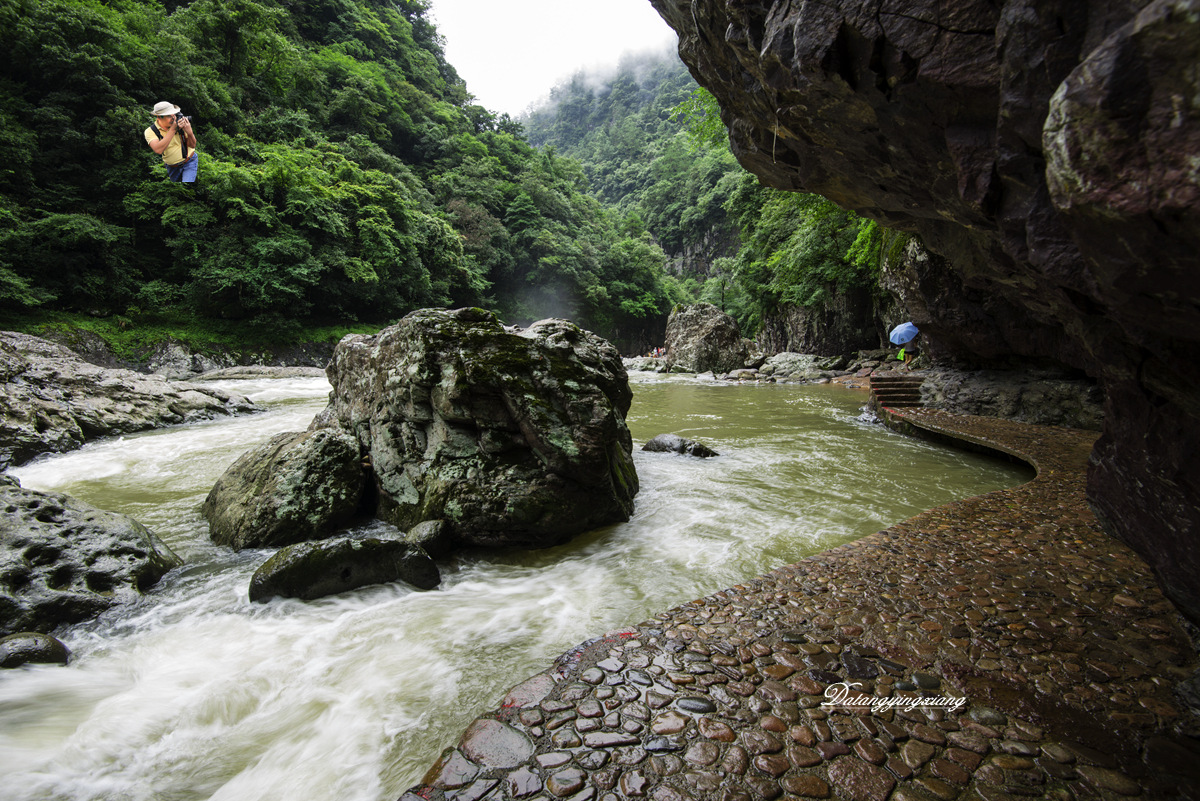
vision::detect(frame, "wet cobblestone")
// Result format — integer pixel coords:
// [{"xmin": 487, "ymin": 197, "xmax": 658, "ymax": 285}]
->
[{"xmin": 403, "ymin": 410, "xmax": 1200, "ymax": 801}]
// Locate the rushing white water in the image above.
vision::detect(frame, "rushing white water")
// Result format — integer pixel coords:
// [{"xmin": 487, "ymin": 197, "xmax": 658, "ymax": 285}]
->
[{"xmin": 0, "ymin": 375, "xmax": 1028, "ymax": 801}]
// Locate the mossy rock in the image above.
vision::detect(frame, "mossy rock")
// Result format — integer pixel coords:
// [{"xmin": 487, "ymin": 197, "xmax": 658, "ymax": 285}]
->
[
  {"xmin": 322, "ymin": 309, "xmax": 638, "ymax": 551},
  {"xmin": 203, "ymin": 428, "xmax": 365, "ymax": 550}
]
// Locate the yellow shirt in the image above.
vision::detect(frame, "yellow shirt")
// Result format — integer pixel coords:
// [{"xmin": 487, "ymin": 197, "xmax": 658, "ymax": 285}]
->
[{"xmin": 144, "ymin": 121, "xmax": 196, "ymax": 166}]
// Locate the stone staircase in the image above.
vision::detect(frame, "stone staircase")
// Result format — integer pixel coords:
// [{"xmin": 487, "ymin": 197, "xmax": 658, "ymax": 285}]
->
[{"xmin": 869, "ymin": 373, "xmax": 926, "ymax": 411}]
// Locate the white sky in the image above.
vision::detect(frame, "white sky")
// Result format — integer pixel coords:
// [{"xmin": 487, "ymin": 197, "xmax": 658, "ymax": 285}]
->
[{"xmin": 428, "ymin": 0, "xmax": 678, "ymax": 117}]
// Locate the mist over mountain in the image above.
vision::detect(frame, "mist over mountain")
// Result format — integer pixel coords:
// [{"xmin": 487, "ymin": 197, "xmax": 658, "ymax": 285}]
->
[{"xmin": 522, "ymin": 49, "xmax": 887, "ymax": 341}]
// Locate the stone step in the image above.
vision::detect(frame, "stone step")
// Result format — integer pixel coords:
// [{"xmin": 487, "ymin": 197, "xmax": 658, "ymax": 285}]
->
[
  {"xmin": 869, "ymin": 377, "xmax": 925, "ymax": 386},
  {"xmin": 872, "ymin": 387, "xmax": 922, "ymax": 396},
  {"xmin": 869, "ymin": 375, "xmax": 926, "ymax": 410}
]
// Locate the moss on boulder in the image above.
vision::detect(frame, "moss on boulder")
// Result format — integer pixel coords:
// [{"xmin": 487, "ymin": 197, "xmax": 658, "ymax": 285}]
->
[
  {"xmin": 321, "ymin": 308, "xmax": 638, "ymax": 551},
  {"xmin": 202, "ymin": 429, "xmax": 365, "ymax": 550}
]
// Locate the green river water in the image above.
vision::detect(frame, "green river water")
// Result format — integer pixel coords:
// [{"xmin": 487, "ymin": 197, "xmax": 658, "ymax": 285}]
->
[{"xmin": 0, "ymin": 373, "xmax": 1029, "ymax": 801}]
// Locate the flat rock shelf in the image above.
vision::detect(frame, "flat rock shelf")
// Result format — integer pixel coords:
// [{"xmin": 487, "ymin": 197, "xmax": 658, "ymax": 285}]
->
[{"xmin": 404, "ymin": 409, "xmax": 1200, "ymax": 801}]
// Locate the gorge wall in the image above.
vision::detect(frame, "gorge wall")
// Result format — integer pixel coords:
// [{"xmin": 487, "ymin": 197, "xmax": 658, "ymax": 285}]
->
[{"xmin": 648, "ymin": 0, "xmax": 1200, "ymax": 622}]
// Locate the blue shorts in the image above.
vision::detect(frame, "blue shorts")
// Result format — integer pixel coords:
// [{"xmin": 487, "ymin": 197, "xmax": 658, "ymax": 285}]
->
[{"xmin": 165, "ymin": 153, "xmax": 199, "ymax": 183}]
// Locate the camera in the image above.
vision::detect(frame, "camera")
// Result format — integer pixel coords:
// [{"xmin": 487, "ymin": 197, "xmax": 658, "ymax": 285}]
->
[{"xmin": 175, "ymin": 112, "xmax": 192, "ymax": 125}]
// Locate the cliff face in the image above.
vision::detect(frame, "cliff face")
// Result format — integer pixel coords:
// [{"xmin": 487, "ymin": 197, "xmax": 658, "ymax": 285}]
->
[
  {"xmin": 649, "ymin": 0, "xmax": 1200, "ymax": 621},
  {"xmin": 755, "ymin": 283, "xmax": 881, "ymax": 356}
]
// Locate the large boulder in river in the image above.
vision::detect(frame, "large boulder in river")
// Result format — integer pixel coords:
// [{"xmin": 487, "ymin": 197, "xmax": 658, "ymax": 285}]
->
[
  {"xmin": 319, "ymin": 308, "xmax": 638, "ymax": 550},
  {"xmin": 202, "ymin": 429, "xmax": 365, "ymax": 550},
  {"xmin": 248, "ymin": 536, "xmax": 440, "ymax": 602},
  {"xmin": 0, "ymin": 331, "xmax": 257, "ymax": 470},
  {"xmin": 0, "ymin": 475, "xmax": 182, "ymax": 636},
  {"xmin": 664, "ymin": 304, "xmax": 749, "ymax": 374}
]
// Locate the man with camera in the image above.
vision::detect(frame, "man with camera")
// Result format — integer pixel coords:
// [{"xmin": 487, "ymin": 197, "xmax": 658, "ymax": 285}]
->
[{"xmin": 144, "ymin": 101, "xmax": 198, "ymax": 183}]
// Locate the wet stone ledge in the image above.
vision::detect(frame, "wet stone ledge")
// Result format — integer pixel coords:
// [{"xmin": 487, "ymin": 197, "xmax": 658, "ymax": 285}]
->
[{"xmin": 403, "ymin": 410, "xmax": 1200, "ymax": 801}]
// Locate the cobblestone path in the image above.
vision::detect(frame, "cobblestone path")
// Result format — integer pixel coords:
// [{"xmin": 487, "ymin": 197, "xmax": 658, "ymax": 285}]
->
[{"xmin": 403, "ymin": 410, "xmax": 1200, "ymax": 801}]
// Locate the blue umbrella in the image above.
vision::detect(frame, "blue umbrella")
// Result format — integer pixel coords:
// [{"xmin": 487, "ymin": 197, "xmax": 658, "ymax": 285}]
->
[{"xmin": 889, "ymin": 322, "xmax": 919, "ymax": 345}]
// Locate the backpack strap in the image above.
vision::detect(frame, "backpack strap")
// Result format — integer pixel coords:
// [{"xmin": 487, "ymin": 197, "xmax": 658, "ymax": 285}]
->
[{"xmin": 149, "ymin": 123, "xmax": 189, "ymax": 161}]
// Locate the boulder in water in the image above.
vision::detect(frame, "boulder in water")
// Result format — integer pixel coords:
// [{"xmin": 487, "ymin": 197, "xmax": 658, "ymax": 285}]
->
[
  {"xmin": 202, "ymin": 429, "xmax": 365, "ymax": 550},
  {"xmin": 0, "ymin": 631, "xmax": 70, "ymax": 668},
  {"xmin": 0, "ymin": 475, "xmax": 182, "ymax": 636},
  {"xmin": 663, "ymin": 304, "xmax": 749, "ymax": 374},
  {"xmin": 320, "ymin": 308, "xmax": 638, "ymax": 551},
  {"xmin": 642, "ymin": 434, "xmax": 720, "ymax": 458},
  {"xmin": 248, "ymin": 536, "xmax": 440, "ymax": 602}
]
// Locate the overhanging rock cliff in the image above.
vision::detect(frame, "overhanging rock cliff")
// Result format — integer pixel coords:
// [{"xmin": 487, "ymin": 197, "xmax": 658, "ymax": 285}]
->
[{"xmin": 650, "ymin": 0, "xmax": 1200, "ymax": 622}]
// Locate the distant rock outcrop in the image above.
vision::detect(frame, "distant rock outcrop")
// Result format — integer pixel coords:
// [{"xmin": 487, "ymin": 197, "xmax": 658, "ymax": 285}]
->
[
  {"xmin": 318, "ymin": 308, "xmax": 638, "ymax": 551},
  {"xmin": 664, "ymin": 304, "xmax": 749, "ymax": 374},
  {"xmin": 0, "ymin": 475, "xmax": 182, "ymax": 636},
  {"xmin": 652, "ymin": 0, "xmax": 1200, "ymax": 623},
  {"xmin": 0, "ymin": 331, "xmax": 256, "ymax": 470}
]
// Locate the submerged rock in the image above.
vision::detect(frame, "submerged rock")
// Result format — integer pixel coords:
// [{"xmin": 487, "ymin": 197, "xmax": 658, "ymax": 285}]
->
[
  {"xmin": 318, "ymin": 308, "xmax": 638, "ymax": 551},
  {"xmin": 0, "ymin": 476, "xmax": 182, "ymax": 636},
  {"xmin": 642, "ymin": 434, "xmax": 720, "ymax": 458},
  {"xmin": 248, "ymin": 536, "xmax": 439, "ymax": 602},
  {"xmin": 0, "ymin": 331, "xmax": 257, "ymax": 470},
  {"xmin": 663, "ymin": 304, "xmax": 749, "ymax": 374},
  {"xmin": 0, "ymin": 632, "xmax": 70, "ymax": 668},
  {"xmin": 202, "ymin": 429, "xmax": 365, "ymax": 550}
]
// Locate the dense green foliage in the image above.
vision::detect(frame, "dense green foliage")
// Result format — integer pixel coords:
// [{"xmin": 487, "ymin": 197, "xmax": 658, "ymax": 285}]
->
[
  {"xmin": 525, "ymin": 54, "xmax": 740, "ymax": 272},
  {"xmin": 526, "ymin": 58, "xmax": 889, "ymax": 338},
  {"xmin": 0, "ymin": 0, "xmax": 672, "ymax": 346},
  {"xmin": 721, "ymin": 175, "xmax": 885, "ymax": 335}
]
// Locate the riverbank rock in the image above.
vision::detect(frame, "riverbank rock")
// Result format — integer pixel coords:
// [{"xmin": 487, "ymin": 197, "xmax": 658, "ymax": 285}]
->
[
  {"xmin": 664, "ymin": 304, "xmax": 749, "ymax": 374},
  {"xmin": 202, "ymin": 429, "xmax": 365, "ymax": 550},
  {"xmin": 0, "ymin": 476, "xmax": 182, "ymax": 636},
  {"xmin": 0, "ymin": 331, "xmax": 257, "ymax": 470},
  {"xmin": 0, "ymin": 632, "xmax": 70, "ymax": 668},
  {"xmin": 318, "ymin": 308, "xmax": 638, "ymax": 550},
  {"xmin": 642, "ymin": 433, "xmax": 719, "ymax": 458},
  {"xmin": 248, "ymin": 537, "xmax": 439, "ymax": 602}
]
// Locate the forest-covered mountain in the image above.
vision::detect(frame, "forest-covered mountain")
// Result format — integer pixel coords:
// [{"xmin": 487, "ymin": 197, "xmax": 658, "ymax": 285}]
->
[
  {"xmin": 523, "ymin": 52, "xmax": 893, "ymax": 340},
  {"xmin": 1, "ymin": 0, "xmax": 895, "ymax": 354},
  {"xmin": 0, "ymin": 0, "xmax": 680, "ymax": 348}
]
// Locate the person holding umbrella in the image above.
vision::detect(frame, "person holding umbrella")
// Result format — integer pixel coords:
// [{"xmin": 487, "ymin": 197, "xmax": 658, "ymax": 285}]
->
[{"xmin": 889, "ymin": 322, "xmax": 920, "ymax": 364}]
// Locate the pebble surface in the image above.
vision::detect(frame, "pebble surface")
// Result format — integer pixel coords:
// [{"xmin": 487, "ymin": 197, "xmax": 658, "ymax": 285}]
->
[{"xmin": 402, "ymin": 409, "xmax": 1200, "ymax": 801}]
